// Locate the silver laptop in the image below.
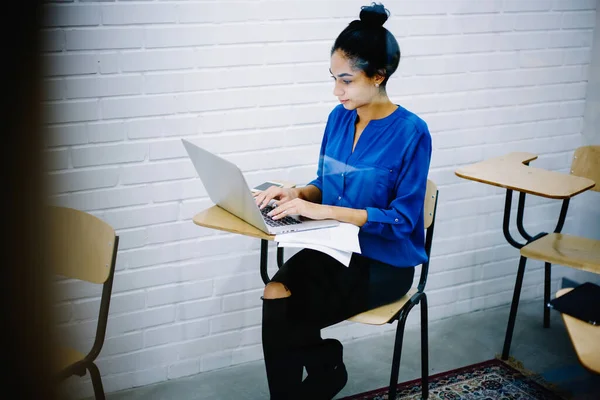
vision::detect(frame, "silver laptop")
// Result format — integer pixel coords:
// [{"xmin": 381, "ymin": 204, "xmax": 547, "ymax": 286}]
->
[{"xmin": 182, "ymin": 139, "xmax": 339, "ymax": 235}]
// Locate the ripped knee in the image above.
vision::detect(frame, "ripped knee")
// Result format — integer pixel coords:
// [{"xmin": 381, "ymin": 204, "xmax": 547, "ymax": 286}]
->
[{"xmin": 263, "ymin": 282, "xmax": 291, "ymax": 299}]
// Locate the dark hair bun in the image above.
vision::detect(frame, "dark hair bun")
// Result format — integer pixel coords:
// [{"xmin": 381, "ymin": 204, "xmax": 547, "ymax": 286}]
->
[{"xmin": 359, "ymin": 3, "xmax": 389, "ymax": 28}]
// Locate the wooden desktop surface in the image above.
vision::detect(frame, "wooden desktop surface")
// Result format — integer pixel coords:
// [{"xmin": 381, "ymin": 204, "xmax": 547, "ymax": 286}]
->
[
  {"xmin": 192, "ymin": 180, "xmax": 296, "ymax": 241},
  {"xmin": 555, "ymin": 288, "xmax": 600, "ymax": 374},
  {"xmin": 193, "ymin": 205, "xmax": 275, "ymax": 241},
  {"xmin": 455, "ymin": 152, "xmax": 595, "ymax": 199}
]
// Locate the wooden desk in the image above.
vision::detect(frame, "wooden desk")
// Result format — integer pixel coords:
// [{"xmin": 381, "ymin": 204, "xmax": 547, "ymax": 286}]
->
[
  {"xmin": 455, "ymin": 152, "xmax": 596, "ymax": 361},
  {"xmin": 556, "ymin": 288, "xmax": 600, "ymax": 374},
  {"xmin": 194, "ymin": 205, "xmax": 274, "ymax": 241},
  {"xmin": 192, "ymin": 180, "xmax": 295, "ymax": 284},
  {"xmin": 455, "ymin": 152, "xmax": 595, "ymax": 249},
  {"xmin": 455, "ymin": 152, "xmax": 595, "ymax": 199}
]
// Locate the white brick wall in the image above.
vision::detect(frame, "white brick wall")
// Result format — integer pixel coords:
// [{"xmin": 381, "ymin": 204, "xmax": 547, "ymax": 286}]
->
[{"xmin": 42, "ymin": 0, "xmax": 600, "ymax": 398}]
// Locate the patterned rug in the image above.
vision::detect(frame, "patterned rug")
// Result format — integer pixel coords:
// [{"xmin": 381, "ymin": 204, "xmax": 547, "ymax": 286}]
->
[{"xmin": 340, "ymin": 358, "xmax": 569, "ymax": 400}]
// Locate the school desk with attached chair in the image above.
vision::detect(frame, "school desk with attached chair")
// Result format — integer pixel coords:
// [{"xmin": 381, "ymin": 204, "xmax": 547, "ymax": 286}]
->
[
  {"xmin": 455, "ymin": 147, "xmax": 598, "ymax": 362},
  {"xmin": 193, "ymin": 179, "xmax": 440, "ymax": 400}
]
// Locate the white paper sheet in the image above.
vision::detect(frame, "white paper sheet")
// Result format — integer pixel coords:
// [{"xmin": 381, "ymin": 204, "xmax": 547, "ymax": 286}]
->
[
  {"xmin": 276, "ymin": 241, "xmax": 353, "ymax": 266},
  {"xmin": 275, "ymin": 222, "xmax": 361, "ymax": 267},
  {"xmin": 275, "ymin": 223, "xmax": 361, "ymax": 253}
]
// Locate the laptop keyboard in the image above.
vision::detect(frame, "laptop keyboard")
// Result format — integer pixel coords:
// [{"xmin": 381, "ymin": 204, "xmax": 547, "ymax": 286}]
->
[{"xmin": 260, "ymin": 206, "xmax": 301, "ymax": 227}]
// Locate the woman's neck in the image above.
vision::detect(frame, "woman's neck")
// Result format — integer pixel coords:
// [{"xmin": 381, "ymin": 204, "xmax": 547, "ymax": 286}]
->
[{"xmin": 356, "ymin": 94, "xmax": 397, "ymax": 124}]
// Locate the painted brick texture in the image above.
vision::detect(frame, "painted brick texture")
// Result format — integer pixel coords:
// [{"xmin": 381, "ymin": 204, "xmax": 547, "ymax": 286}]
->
[{"xmin": 42, "ymin": 0, "xmax": 600, "ymax": 397}]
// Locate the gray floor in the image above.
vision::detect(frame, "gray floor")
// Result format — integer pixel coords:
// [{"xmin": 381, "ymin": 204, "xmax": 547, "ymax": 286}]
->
[{"xmin": 102, "ymin": 299, "xmax": 600, "ymax": 400}]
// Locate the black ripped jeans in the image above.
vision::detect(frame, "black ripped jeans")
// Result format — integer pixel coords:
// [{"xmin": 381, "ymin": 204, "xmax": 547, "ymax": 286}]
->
[{"xmin": 261, "ymin": 248, "xmax": 414, "ymax": 399}]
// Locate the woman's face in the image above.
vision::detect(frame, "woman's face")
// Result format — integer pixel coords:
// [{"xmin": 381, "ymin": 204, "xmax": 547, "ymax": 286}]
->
[{"xmin": 330, "ymin": 50, "xmax": 381, "ymax": 110}]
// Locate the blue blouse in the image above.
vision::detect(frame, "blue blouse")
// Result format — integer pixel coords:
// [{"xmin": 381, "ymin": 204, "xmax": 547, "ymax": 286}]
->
[{"xmin": 308, "ymin": 104, "xmax": 432, "ymax": 268}]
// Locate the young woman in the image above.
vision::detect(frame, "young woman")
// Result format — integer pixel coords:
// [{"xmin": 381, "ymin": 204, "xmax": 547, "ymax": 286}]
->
[{"xmin": 254, "ymin": 3, "xmax": 432, "ymax": 399}]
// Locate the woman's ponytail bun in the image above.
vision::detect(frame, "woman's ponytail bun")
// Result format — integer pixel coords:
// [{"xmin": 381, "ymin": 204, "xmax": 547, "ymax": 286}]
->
[{"xmin": 359, "ymin": 3, "xmax": 389, "ymax": 28}]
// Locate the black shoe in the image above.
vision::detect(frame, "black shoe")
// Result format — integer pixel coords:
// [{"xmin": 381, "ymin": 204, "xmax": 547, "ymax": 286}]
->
[{"xmin": 301, "ymin": 339, "xmax": 348, "ymax": 400}]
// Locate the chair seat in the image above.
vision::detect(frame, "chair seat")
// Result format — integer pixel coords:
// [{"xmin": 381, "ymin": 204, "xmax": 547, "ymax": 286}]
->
[
  {"xmin": 520, "ymin": 233, "xmax": 600, "ymax": 274},
  {"xmin": 348, "ymin": 288, "xmax": 418, "ymax": 325},
  {"xmin": 56, "ymin": 346, "xmax": 85, "ymax": 373},
  {"xmin": 555, "ymin": 288, "xmax": 600, "ymax": 374}
]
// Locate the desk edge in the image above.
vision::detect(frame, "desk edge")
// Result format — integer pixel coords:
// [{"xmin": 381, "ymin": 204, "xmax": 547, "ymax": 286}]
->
[
  {"xmin": 192, "ymin": 211, "xmax": 275, "ymax": 241},
  {"xmin": 455, "ymin": 171, "xmax": 595, "ymax": 199}
]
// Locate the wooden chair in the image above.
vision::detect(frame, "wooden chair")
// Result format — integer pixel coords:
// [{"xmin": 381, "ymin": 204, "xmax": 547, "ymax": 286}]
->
[
  {"xmin": 348, "ymin": 179, "xmax": 439, "ymax": 400},
  {"xmin": 554, "ymin": 288, "xmax": 600, "ymax": 374},
  {"xmin": 502, "ymin": 145, "xmax": 600, "ymax": 359},
  {"xmin": 49, "ymin": 206, "xmax": 119, "ymax": 400}
]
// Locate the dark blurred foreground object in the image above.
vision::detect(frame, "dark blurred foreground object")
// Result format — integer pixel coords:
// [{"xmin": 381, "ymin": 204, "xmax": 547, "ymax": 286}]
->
[{"xmin": 1, "ymin": 1, "xmax": 58, "ymax": 399}]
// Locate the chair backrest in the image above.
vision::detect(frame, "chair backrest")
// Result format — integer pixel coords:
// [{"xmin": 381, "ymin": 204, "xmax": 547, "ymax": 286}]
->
[
  {"xmin": 47, "ymin": 206, "xmax": 119, "ymax": 362},
  {"xmin": 571, "ymin": 146, "xmax": 600, "ymax": 192},
  {"xmin": 418, "ymin": 179, "xmax": 439, "ymax": 292},
  {"xmin": 424, "ymin": 179, "xmax": 438, "ymax": 229},
  {"xmin": 47, "ymin": 206, "xmax": 117, "ymax": 284}
]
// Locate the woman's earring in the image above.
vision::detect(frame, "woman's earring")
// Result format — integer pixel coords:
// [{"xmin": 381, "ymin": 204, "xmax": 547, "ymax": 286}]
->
[{"xmin": 375, "ymin": 83, "xmax": 380, "ymax": 88}]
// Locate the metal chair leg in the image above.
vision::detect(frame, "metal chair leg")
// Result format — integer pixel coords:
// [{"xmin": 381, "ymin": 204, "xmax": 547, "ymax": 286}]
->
[
  {"xmin": 260, "ymin": 239, "xmax": 270, "ymax": 284},
  {"xmin": 502, "ymin": 256, "xmax": 528, "ymax": 360},
  {"xmin": 420, "ymin": 294, "xmax": 429, "ymax": 399},
  {"xmin": 276, "ymin": 247, "xmax": 284, "ymax": 268},
  {"xmin": 544, "ymin": 262, "xmax": 551, "ymax": 328},
  {"xmin": 388, "ymin": 312, "xmax": 408, "ymax": 400},
  {"xmin": 87, "ymin": 362, "xmax": 106, "ymax": 400}
]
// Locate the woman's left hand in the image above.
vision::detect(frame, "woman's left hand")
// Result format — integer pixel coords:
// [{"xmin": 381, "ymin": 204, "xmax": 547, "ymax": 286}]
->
[{"xmin": 267, "ymin": 198, "xmax": 331, "ymax": 221}]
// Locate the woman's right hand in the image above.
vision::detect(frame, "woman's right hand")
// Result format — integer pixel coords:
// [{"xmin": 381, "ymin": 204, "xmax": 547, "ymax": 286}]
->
[{"xmin": 254, "ymin": 186, "xmax": 298, "ymax": 209}]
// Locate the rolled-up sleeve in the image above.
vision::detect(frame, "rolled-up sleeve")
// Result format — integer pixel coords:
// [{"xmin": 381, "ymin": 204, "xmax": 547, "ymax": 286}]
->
[{"xmin": 361, "ymin": 130, "xmax": 432, "ymax": 240}]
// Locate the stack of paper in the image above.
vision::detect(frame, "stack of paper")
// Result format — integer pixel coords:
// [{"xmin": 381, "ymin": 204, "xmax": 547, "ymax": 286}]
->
[{"xmin": 275, "ymin": 222, "xmax": 361, "ymax": 266}]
